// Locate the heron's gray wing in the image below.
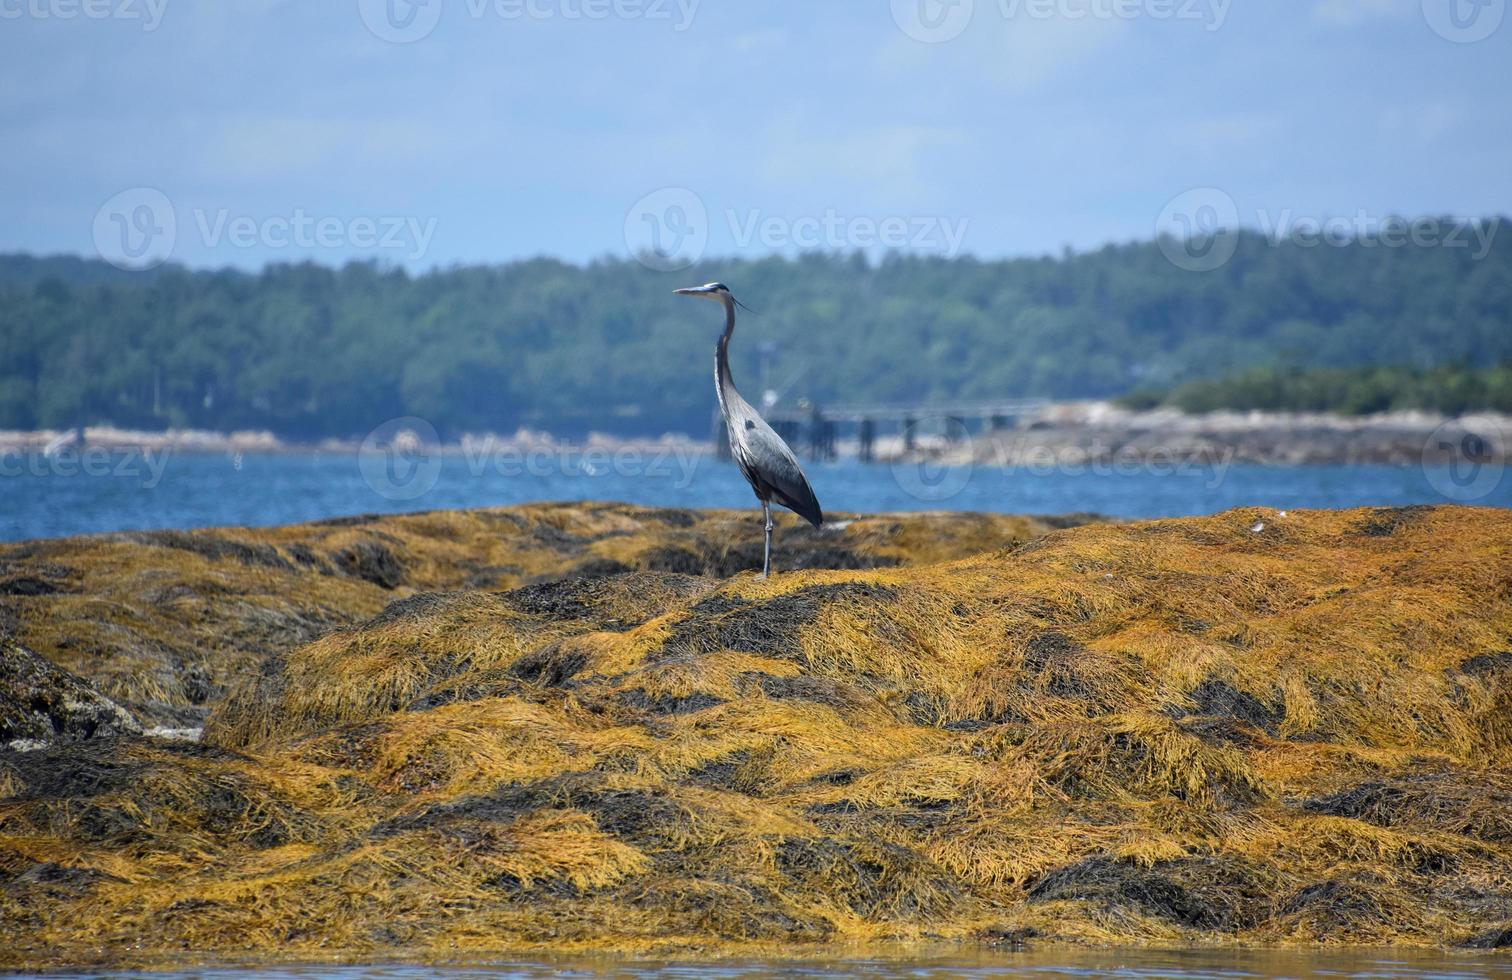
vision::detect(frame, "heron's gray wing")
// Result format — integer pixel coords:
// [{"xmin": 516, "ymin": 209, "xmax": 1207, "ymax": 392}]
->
[{"xmin": 732, "ymin": 410, "xmax": 823, "ymax": 528}]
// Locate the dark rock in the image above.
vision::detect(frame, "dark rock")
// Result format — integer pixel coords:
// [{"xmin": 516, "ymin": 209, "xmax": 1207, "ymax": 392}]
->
[{"xmin": 0, "ymin": 641, "xmax": 141, "ymax": 746}]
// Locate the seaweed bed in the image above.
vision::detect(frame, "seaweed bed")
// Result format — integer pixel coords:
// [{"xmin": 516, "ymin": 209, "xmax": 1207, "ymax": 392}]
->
[
  {"xmin": 2, "ymin": 503, "xmax": 1512, "ymax": 968},
  {"xmin": 0, "ymin": 503, "xmax": 1067, "ymax": 731}
]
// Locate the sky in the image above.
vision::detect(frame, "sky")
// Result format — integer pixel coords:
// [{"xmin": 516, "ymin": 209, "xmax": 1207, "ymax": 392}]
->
[{"xmin": 1, "ymin": 0, "xmax": 1509, "ymax": 271}]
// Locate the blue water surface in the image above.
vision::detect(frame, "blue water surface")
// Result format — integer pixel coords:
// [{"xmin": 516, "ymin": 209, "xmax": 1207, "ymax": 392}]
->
[{"xmin": 2, "ymin": 447, "xmax": 1509, "ymax": 542}]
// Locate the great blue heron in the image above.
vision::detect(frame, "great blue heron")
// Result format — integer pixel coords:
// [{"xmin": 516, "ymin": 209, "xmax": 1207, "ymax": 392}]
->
[{"xmin": 675, "ymin": 282, "xmax": 822, "ymax": 577}]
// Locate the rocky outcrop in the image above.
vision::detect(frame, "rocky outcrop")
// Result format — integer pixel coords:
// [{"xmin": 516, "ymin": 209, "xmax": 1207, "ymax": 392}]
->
[
  {"xmin": 0, "ymin": 504, "xmax": 1081, "ymax": 729},
  {"xmin": 0, "ymin": 641, "xmax": 139, "ymax": 749},
  {"xmin": 3, "ymin": 505, "xmax": 1511, "ymax": 968}
]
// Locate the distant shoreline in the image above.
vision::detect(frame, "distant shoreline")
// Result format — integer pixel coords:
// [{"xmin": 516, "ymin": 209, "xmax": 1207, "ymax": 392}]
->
[
  {"xmin": 0, "ymin": 425, "xmax": 709, "ymax": 458},
  {"xmin": 877, "ymin": 403, "xmax": 1511, "ymax": 468},
  {"xmin": 2, "ymin": 403, "xmax": 1508, "ymax": 467}
]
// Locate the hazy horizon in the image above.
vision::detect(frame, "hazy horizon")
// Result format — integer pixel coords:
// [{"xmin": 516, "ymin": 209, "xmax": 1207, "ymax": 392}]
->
[{"xmin": 3, "ymin": 1, "xmax": 1509, "ymax": 272}]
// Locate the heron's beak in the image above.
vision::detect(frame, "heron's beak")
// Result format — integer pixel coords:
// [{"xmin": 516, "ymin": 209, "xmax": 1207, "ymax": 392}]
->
[{"xmin": 673, "ymin": 287, "xmax": 709, "ymax": 296}]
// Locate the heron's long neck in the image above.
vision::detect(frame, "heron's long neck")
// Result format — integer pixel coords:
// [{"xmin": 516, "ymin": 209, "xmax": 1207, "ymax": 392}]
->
[{"xmin": 714, "ymin": 300, "xmax": 740, "ymax": 413}]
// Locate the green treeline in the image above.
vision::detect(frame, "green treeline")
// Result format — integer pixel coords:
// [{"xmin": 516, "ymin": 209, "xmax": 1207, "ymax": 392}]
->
[
  {"xmin": 1121, "ymin": 363, "xmax": 1512, "ymax": 415},
  {"xmin": 1, "ymin": 222, "xmax": 1508, "ymax": 439}
]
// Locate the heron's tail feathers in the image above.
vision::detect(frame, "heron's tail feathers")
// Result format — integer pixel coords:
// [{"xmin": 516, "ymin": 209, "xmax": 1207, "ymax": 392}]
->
[{"xmin": 777, "ymin": 480, "xmax": 823, "ymax": 529}]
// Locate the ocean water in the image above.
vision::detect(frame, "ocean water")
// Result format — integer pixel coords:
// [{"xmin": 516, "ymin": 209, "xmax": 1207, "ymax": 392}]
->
[
  {"xmin": 2, "ymin": 447, "xmax": 1510, "ymax": 542},
  {"xmin": 11, "ymin": 949, "xmax": 1512, "ymax": 979}
]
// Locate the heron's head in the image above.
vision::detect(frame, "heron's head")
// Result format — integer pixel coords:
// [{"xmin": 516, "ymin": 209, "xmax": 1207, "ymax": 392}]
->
[
  {"xmin": 674, "ymin": 282, "xmax": 733, "ymax": 304},
  {"xmin": 674, "ymin": 282, "xmax": 753, "ymax": 312}
]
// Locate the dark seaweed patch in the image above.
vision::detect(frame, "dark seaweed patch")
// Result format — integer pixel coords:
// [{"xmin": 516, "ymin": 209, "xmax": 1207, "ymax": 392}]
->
[
  {"xmin": 758, "ymin": 674, "xmax": 870, "ymax": 711},
  {"xmin": 1355, "ymin": 506, "xmax": 1434, "ymax": 538},
  {"xmin": 1302, "ymin": 772, "xmax": 1512, "ymax": 842},
  {"xmin": 126, "ymin": 531, "xmax": 294, "ymax": 572},
  {"xmin": 662, "ymin": 583, "xmax": 898, "ymax": 660},
  {"xmin": 1459, "ymin": 652, "xmax": 1512, "ymax": 679},
  {"xmin": 640, "ymin": 546, "xmax": 706, "ymax": 575},
  {"xmin": 364, "ymin": 592, "xmax": 459, "ymax": 628},
  {"xmin": 508, "ymin": 643, "xmax": 589, "ymax": 688},
  {"xmin": 1464, "ymin": 925, "xmax": 1512, "ymax": 948},
  {"xmin": 332, "ymin": 540, "xmax": 406, "ymax": 589},
  {"xmin": 617, "ymin": 689, "xmax": 725, "ymax": 715},
  {"xmin": 1273, "ymin": 879, "xmax": 1385, "ymax": 936},
  {"xmin": 1028, "ymin": 856, "xmax": 1266, "ymax": 931},
  {"xmin": 775, "ymin": 837, "xmax": 962, "ymax": 920},
  {"xmin": 0, "ymin": 576, "xmax": 62, "ymax": 597},
  {"xmin": 1174, "ymin": 679, "xmax": 1284, "ymax": 735}
]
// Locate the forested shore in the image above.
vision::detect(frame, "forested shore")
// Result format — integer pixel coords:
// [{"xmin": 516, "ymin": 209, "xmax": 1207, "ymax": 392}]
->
[{"xmin": 3, "ymin": 224, "xmax": 1507, "ymax": 440}]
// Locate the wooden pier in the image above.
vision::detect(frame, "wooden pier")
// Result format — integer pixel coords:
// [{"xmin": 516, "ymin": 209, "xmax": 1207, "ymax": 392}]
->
[{"xmin": 712, "ymin": 399, "xmax": 1051, "ymax": 462}]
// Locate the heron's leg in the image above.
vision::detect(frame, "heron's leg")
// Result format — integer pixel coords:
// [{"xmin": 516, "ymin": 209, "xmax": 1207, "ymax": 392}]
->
[{"xmin": 762, "ymin": 500, "xmax": 773, "ymax": 578}]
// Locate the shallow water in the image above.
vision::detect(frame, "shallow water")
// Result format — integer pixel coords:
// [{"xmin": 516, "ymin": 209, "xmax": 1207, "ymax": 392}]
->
[
  {"xmin": 3, "ymin": 449, "xmax": 1509, "ymax": 541},
  {"xmin": 12, "ymin": 949, "xmax": 1512, "ymax": 979}
]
